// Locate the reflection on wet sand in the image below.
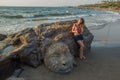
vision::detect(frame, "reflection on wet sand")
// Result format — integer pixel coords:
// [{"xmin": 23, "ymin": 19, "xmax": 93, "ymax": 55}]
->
[{"xmin": 90, "ymin": 20, "xmax": 120, "ymax": 46}]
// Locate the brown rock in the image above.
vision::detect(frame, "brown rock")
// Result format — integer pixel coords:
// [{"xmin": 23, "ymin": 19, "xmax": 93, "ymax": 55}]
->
[{"xmin": 0, "ymin": 20, "xmax": 94, "ymax": 76}]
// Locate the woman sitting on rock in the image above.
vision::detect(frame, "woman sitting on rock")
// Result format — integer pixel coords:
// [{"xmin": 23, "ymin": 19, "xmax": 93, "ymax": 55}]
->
[{"xmin": 72, "ymin": 18, "xmax": 86, "ymax": 60}]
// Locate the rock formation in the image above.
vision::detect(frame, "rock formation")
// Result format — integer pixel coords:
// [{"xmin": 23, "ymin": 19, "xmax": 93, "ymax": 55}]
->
[
  {"xmin": 44, "ymin": 42, "xmax": 74, "ymax": 73},
  {"xmin": 0, "ymin": 20, "xmax": 94, "ymax": 79},
  {"xmin": 0, "ymin": 34, "xmax": 7, "ymax": 41}
]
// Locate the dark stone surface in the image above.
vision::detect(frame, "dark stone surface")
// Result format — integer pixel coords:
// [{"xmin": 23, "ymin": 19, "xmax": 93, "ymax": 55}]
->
[{"xmin": 0, "ymin": 34, "xmax": 7, "ymax": 41}]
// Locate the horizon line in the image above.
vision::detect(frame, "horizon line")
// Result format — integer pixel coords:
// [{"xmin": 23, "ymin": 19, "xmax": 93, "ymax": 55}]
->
[
  {"xmin": 0, "ymin": 5, "xmax": 76, "ymax": 7},
  {"xmin": 0, "ymin": 3, "xmax": 99, "ymax": 7}
]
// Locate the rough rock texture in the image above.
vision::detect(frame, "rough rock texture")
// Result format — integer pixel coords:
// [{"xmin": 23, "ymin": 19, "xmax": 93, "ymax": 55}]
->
[
  {"xmin": 0, "ymin": 34, "xmax": 7, "ymax": 41},
  {"xmin": 0, "ymin": 45, "xmax": 16, "ymax": 80},
  {"xmin": 44, "ymin": 42, "xmax": 74, "ymax": 73},
  {"xmin": 0, "ymin": 20, "xmax": 93, "ymax": 78},
  {"xmin": 0, "ymin": 58, "xmax": 15, "ymax": 80}
]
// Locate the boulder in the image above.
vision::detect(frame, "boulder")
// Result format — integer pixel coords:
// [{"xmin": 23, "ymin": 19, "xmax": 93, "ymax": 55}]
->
[
  {"xmin": 0, "ymin": 34, "xmax": 7, "ymax": 41},
  {"xmin": 4, "ymin": 28, "xmax": 43, "ymax": 67},
  {"xmin": 0, "ymin": 20, "xmax": 94, "ymax": 77},
  {"xmin": 0, "ymin": 58, "xmax": 15, "ymax": 80},
  {"xmin": 0, "ymin": 45, "xmax": 17, "ymax": 80},
  {"xmin": 44, "ymin": 42, "xmax": 74, "ymax": 73}
]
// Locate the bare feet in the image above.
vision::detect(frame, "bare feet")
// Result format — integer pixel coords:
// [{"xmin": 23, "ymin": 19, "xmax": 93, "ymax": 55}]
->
[
  {"xmin": 82, "ymin": 56, "xmax": 86, "ymax": 60},
  {"xmin": 79, "ymin": 55, "xmax": 86, "ymax": 60}
]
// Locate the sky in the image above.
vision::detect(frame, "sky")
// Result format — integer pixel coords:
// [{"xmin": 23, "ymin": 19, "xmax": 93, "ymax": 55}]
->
[{"xmin": 0, "ymin": 0, "xmax": 102, "ymax": 7}]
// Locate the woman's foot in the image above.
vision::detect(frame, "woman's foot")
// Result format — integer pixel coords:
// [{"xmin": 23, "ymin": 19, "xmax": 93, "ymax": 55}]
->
[
  {"xmin": 79, "ymin": 55, "xmax": 86, "ymax": 60},
  {"xmin": 82, "ymin": 56, "xmax": 86, "ymax": 60}
]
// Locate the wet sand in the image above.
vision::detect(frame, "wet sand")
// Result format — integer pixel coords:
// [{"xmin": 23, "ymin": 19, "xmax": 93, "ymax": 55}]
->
[
  {"xmin": 19, "ymin": 46, "xmax": 120, "ymax": 80},
  {"xmin": 18, "ymin": 20, "xmax": 120, "ymax": 80},
  {"xmin": 90, "ymin": 19, "xmax": 120, "ymax": 44}
]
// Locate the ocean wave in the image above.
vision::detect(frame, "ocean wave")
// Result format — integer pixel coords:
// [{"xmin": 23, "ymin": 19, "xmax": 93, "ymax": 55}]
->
[
  {"xmin": 1, "ymin": 12, "xmax": 76, "ymax": 19},
  {"xmin": 106, "ymin": 11, "xmax": 120, "ymax": 15},
  {"xmin": 33, "ymin": 14, "xmax": 46, "ymax": 17},
  {"xmin": 33, "ymin": 12, "xmax": 75, "ymax": 17},
  {"xmin": 49, "ymin": 12, "xmax": 75, "ymax": 16},
  {"xmin": 47, "ymin": 14, "xmax": 89, "ymax": 20},
  {"xmin": 1, "ymin": 15, "xmax": 24, "ymax": 19},
  {"xmin": 32, "ymin": 18, "xmax": 48, "ymax": 21}
]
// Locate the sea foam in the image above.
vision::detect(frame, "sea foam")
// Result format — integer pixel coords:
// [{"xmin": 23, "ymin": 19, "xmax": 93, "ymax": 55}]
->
[{"xmin": 0, "ymin": 7, "xmax": 120, "ymax": 34}]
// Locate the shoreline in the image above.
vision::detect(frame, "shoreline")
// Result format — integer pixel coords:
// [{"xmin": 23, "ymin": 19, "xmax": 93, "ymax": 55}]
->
[
  {"xmin": 1, "ymin": 7, "xmax": 120, "ymax": 80},
  {"xmin": 0, "ymin": 6, "xmax": 120, "ymax": 35},
  {"xmin": 19, "ymin": 8, "xmax": 120, "ymax": 80},
  {"xmin": 19, "ymin": 45, "xmax": 120, "ymax": 80},
  {"xmin": 77, "ymin": 2, "xmax": 120, "ymax": 13},
  {"xmin": 79, "ymin": 7, "xmax": 120, "ymax": 13},
  {"xmin": 90, "ymin": 19, "xmax": 120, "ymax": 46},
  {"xmin": 78, "ymin": 6, "xmax": 120, "ymax": 46},
  {"xmin": 19, "ymin": 41, "xmax": 120, "ymax": 80},
  {"xmin": 8, "ymin": 12, "xmax": 120, "ymax": 80}
]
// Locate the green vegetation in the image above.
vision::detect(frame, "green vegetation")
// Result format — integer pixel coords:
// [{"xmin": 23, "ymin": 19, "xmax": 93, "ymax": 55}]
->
[{"xmin": 79, "ymin": 0, "xmax": 120, "ymax": 10}]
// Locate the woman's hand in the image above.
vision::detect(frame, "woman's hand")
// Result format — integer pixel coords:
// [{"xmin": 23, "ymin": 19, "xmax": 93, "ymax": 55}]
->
[{"xmin": 71, "ymin": 24, "xmax": 77, "ymax": 33}]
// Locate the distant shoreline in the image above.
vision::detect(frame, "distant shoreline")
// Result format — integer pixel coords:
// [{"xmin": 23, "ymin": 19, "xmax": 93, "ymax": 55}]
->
[
  {"xmin": 77, "ymin": 1, "xmax": 120, "ymax": 13},
  {"xmin": 78, "ymin": 7, "xmax": 120, "ymax": 13}
]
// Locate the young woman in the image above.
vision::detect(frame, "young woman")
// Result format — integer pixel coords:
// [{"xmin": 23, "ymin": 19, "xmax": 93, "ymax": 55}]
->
[{"xmin": 72, "ymin": 18, "xmax": 86, "ymax": 60}]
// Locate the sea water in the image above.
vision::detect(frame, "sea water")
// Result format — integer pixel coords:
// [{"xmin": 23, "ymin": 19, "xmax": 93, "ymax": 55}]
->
[{"xmin": 0, "ymin": 6, "xmax": 120, "ymax": 34}]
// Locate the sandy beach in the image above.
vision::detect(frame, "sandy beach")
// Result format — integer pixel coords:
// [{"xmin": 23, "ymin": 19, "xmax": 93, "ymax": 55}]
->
[
  {"xmin": 0, "ymin": 1, "xmax": 120, "ymax": 80},
  {"xmin": 91, "ymin": 19, "xmax": 120, "ymax": 45},
  {"xmin": 17, "ymin": 19, "xmax": 120, "ymax": 80},
  {"xmin": 19, "ymin": 46, "xmax": 120, "ymax": 80}
]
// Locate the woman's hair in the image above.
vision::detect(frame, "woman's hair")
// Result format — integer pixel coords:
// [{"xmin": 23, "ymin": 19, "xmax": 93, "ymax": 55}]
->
[{"xmin": 77, "ymin": 18, "xmax": 85, "ymax": 29}]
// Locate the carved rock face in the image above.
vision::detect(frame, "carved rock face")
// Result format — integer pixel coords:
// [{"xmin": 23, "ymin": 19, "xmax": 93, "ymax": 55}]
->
[
  {"xmin": 0, "ymin": 20, "xmax": 94, "ymax": 75},
  {"xmin": 44, "ymin": 42, "xmax": 74, "ymax": 73}
]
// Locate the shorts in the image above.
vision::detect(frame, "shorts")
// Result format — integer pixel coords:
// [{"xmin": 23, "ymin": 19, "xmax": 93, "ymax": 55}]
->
[{"xmin": 74, "ymin": 34, "xmax": 84, "ymax": 42}]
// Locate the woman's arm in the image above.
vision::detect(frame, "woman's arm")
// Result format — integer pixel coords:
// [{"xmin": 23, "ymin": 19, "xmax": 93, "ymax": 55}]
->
[{"xmin": 71, "ymin": 24, "xmax": 77, "ymax": 33}]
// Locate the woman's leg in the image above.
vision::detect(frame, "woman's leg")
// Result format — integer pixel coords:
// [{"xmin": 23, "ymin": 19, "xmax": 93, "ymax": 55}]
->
[{"xmin": 77, "ymin": 40, "xmax": 86, "ymax": 59}]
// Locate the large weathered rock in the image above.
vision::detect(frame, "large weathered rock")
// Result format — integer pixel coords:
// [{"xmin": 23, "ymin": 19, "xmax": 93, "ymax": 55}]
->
[
  {"xmin": 0, "ymin": 45, "xmax": 17, "ymax": 80},
  {"xmin": 44, "ymin": 42, "xmax": 74, "ymax": 73},
  {"xmin": 0, "ymin": 20, "xmax": 94, "ymax": 77},
  {"xmin": 0, "ymin": 34, "xmax": 7, "ymax": 41},
  {"xmin": 3, "ymin": 28, "xmax": 43, "ymax": 67},
  {"xmin": 0, "ymin": 58, "xmax": 15, "ymax": 80}
]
